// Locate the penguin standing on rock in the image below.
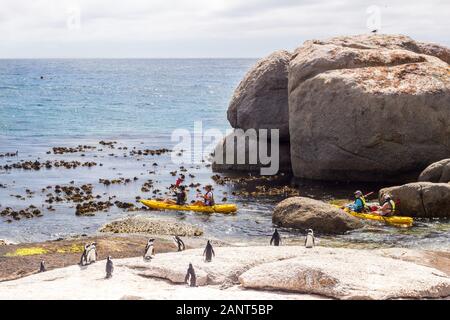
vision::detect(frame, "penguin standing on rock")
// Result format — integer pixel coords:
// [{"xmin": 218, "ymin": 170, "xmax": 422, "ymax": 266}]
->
[
  {"xmin": 86, "ymin": 242, "xmax": 97, "ymax": 264},
  {"xmin": 144, "ymin": 239, "xmax": 155, "ymax": 261},
  {"xmin": 173, "ymin": 236, "xmax": 185, "ymax": 252},
  {"xmin": 203, "ymin": 240, "xmax": 215, "ymax": 262},
  {"xmin": 105, "ymin": 256, "xmax": 114, "ymax": 279},
  {"xmin": 305, "ymin": 229, "xmax": 315, "ymax": 248},
  {"xmin": 184, "ymin": 263, "xmax": 196, "ymax": 287},
  {"xmin": 80, "ymin": 243, "xmax": 90, "ymax": 266},
  {"xmin": 270, "ymin": 229, "xmax": 281, "ymax": 246},
  {"xmin": 39, "ymin": 260, "xmax": 46, "ymax": 273}
]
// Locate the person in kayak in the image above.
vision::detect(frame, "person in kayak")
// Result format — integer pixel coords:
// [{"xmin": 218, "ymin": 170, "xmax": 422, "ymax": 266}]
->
[
  {"xmin": 164, "ymin": 185, "xmax": 187, "ymax": 205},
  {"xmin": 193, "ymin": 185, "xmax": 215, "ymax": 207},
  {"xmin": 175, "ymin": 174, "xmax": 185, "ymax": 188},
  {"xmin": 377, "ymin": 194, "xmax": 396, "ymax": 216},
  {"xmin": 348, "ymin": 190, "xmax": 367, "ymax": 213}
]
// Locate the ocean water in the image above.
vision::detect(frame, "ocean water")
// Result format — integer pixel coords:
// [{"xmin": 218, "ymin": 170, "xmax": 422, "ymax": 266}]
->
[{"xmin": 0, "ymin": 59, "xmax": 449, "ymax": 250}]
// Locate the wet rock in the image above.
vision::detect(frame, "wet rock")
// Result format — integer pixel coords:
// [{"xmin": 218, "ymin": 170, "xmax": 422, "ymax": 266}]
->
[
  {"xmin": 51, "ymin": 145, "xmax": 96, "ymax": 155},
  {"xmin": 75, "ymin": 201, "xmax": 113, "ymax": 216},
  {"xmin": 273, "ymin": 197, "xmax": 363, "ymax": 233}
]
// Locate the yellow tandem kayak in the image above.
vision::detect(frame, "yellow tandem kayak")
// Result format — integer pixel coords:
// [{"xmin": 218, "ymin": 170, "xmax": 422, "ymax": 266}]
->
[
  {"xmin": 335, "ymin": 206, "xmax": 413, "ymax": 228},
  {"xmin": 140, "ymin": 199, "xmax": 238, "ymax": 214}
]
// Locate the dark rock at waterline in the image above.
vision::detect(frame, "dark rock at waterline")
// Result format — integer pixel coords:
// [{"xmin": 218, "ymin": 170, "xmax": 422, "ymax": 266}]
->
[
  {"xmin": 419, "ymin": 159, "xmax": 450, "ymax": 183},
  {"xmin": 212, "ymin": 131, "xmax": 292, "ymax": 175},
  {"xmin": 380, "ymin": 182, "xmax": 450, "ymax": 218},
  {"xmin": 272, "ymin": 197, "xmax": 363, "ymax": 234}
]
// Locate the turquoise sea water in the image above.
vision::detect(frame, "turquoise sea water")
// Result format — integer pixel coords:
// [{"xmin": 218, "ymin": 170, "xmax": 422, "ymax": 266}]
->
[{"xmin": 0, "ymin": 59, "xmax": 448, "ymax": 250}]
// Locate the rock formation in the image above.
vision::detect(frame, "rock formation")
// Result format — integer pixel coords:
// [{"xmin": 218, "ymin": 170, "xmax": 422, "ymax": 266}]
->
[
  {"xmin": 272, "ymin": 197, "xmax": 363, "ymax": 233},
  {"xmin": 419, "ymin": 159, "xmax": 450, "ymax": 183},
  {"xmin": 289, "ymin": 34, "xmax": 450, "ymax": 182},
  {"xmin": 214, "ymin": 34, "xmax": 450, "ymax": 182},
  {"xmin": 379, "ymin": 182, "xmax": 450, "ymax": 217}
]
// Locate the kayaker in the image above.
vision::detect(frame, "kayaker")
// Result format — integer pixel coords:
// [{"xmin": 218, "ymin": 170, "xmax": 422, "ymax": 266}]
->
[
  {"xmin": 348, "ymin": 190, "xmax": 367, "ymax": 213},
  {"xmin": 175, "ymin": 174, "xmax": 185, "ymax": 188},
  {"xmin": 377, "ymin": 194, "xmax": 396, "ymax": 216},
  {"xmin": 193, "ymin": 185, "xmax": 215, "ymax": 207},
  {"xmin": 164, "ymin": 185, "xmax": 187, "ymax": 205}
]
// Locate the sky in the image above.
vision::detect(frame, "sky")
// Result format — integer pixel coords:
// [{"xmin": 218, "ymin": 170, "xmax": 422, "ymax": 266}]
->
[{"xmin": 0, "ymin": 0, "xmax": 449, "ymax": 58}]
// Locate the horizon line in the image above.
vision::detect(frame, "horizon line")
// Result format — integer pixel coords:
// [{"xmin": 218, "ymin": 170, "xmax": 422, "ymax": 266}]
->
[{"xmin": 0, "ymin": 57, "xmax": 260, "ymax": 60}]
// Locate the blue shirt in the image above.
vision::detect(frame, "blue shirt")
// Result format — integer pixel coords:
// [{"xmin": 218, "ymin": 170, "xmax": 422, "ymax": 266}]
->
[{"xmin": 351, "ymin": 198, "xmax": 364, "ymax": 213}]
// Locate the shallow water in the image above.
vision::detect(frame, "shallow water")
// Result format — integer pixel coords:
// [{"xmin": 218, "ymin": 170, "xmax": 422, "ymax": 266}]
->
[{"xmin": 0, "ymin": 59, "xmax": 449, "ymax": 251}]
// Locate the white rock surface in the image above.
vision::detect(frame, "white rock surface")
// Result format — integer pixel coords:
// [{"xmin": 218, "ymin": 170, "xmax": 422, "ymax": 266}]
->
[
  {"xmin": 239, "ymin": 248, "xmax": 450, "ymax": 299},
  {"xmin": 0, "ymin": 246, "xmax": 448, "ymax": 300}
]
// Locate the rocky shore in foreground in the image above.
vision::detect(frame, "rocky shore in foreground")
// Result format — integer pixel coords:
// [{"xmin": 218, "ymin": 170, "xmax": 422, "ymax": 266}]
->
[{"xmin": 0, "ymin": 245, "xmax": 449, "ymax": 300}]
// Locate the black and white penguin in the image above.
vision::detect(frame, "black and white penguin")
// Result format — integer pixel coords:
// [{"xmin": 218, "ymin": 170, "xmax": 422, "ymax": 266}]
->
[
  {"xmin": 86, "ymin": 242, "xmax": 97, "ymax": 264},
  {"xmin": 79, "ymin": 243, "xmax": 90, "ymax": 266},
  {"xmin": 270, "ymin": 229, "xmax": 281, "ymax": 246},
  {"xmin": 173, "ymin": 235, "xmax": 185, "ymax": 252},
  {"xmin": 39, "ymin": 260, "xmax": 46, "ymax": 273},
  {"xmin": 143, "ymin": 239, "xmax": 155, "ymax": 261},
  {"xmin": 305, "ymin": 229, "xmax": 315, "ymax": 248},
  {"xmin": 184, "ymin": 263, "xmax": 196, "ymax": 287},
  {"xmin": 203, "ymin": 240, "xmax": 215, "ymax": 262},
  {"xmin": 105, "ymin": 256, "xmax": 114, "ymax": 279}
]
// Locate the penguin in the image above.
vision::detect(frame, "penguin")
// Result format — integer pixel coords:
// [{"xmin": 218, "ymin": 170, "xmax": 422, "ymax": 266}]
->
[
  {"xmin": 203, "ymin": 240, "xmax": 215, "ymax": 262},
  {"xmin": 86, "ymin": 242, "xmax": 97, "ymax": 264},
  {"xmin": 79, "ymin": 243, "xmax": 90, "ymax": 266},
  {"xmin": 173, "ymin": 235, "xmax": 185, "ymax": 252},
  {"xmin": 105, "ymin": 256, "xmax": 114, "ymax": 279},
  {"xmin": 39, "ymin": 260, "xmax": 46, "ymax": 273},
  {"xmin": 270, "ymin": 229, "xmax": 281, "ymax": 246},
  {"xmin": 305, "ymin": 229, "xmax": 315, "ymax": 248},
  {"xmin": 184, "ymin": 263, "xmax": 196, "ymax": 287},
  {"xmin": 143, "ymin": 238, "xmax": 155, "ymax": 261}
]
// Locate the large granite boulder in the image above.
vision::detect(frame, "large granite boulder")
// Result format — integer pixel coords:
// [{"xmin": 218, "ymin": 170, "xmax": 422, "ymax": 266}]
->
[
  {"xmin": 227, "ymin": 50, "xmax": 291, "ymax": 141},
  {"xmin": 239, "ymin": 249, "xmax": 450, "ymax": 300},
  {"xmin": 418, "ymin": 159, "xmax": 450, "ymax": 183},
  {"xmin": 272, "ymin": 197, "xmax": 362, "ymax": 233},
  {"xmin": 379, "ymin": 182, "xmax": 450, "ymax": 217},
  {"xmin": 289, "ymin": 34, "xmax": 450, "ymax": 182},
  {"xmin": 212, "ymin": 130, "xmax": 292, "ymax": 175}
]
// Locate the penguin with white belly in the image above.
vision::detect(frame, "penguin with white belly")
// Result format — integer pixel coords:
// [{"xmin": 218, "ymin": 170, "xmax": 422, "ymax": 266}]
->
[
  {"xmin": 305, "ymin": 229, "xmax": 315, "ymax": 248},
  {"xmin": 144, "ymin": 239, "xmax": 155, "ymax": 261},
  {"xmin": 86, "ymin": 242, "xmax": 97, "ymax": 264}
]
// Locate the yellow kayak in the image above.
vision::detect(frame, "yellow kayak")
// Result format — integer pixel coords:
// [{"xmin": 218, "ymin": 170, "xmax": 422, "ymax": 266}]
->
[
  {"xmin": 336, "ymin": 206, "xmax": 413, "ymax": 228},
  {"xmin": 140, "ymin": 199, "xmax": 238, "ymax": 214}
]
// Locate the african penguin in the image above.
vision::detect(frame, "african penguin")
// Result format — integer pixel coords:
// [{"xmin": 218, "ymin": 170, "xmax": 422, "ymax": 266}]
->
[
  {"xmin": 305, "ymin": 229, "xmax": 315, "ymax": 248},
  {"xmin": 184, "ymin": 263, "xmax": 196, "ymax": 287},
  {"xmin": 173, "ymin": 235, "xmax": 185, "ymax": 252},
  {"xmin": 270, "ymin": 229, "xmax": 281, "ymax": 246},
  {"xmin": 203, "ymin": 240, "xmax": 215, "ymax": 262},
  {"xmin": 105, "ymin": 256, "xmax": 114, "ymax": 279},
  {"xmin": 39, "ymin": 260, "xmax": 46, "ymax": 273},
  {"xmin": 86, "ymin": 242, "xmax": 97, "ymax": 264},
  {"xmin": 79, "ymin": 243, "xmax": 90, "ymax": 266},
  {"xmin": 144, "ymin": 239, "xmax": 155, "ymax": 261}
]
